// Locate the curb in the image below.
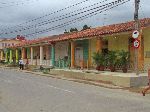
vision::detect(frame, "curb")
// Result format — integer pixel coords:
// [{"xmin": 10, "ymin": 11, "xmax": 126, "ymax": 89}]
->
[
  {"xmin": 6, "ymin": 67, "xmax": 124, "ymax": 90},
  {"xmin": 1, "ymin": 67, "xmax": 146, "ymax": 93}
]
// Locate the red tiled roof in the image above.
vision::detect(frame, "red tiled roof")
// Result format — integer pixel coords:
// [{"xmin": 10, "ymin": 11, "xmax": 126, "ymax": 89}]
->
[
  {"xmin": 48, "ymin": 18, "xmax": 150, "ymax": 43},
  {"xmin": 8, "ymin": 18, "xmax": 150, "ymax": 48}
]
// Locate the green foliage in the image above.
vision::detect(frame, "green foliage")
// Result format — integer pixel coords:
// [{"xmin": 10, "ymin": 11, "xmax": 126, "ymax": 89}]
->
[
  {"xmin": 64, "ymin": 29, "xmax": 69, "ymax": 34},
  {"xmin": 70, "ymin": 28, "xmax": 78, "ymax": 32},
  {"xmin": 118, "ymin": 50, "xmax": 129, "ymax": 67},
  {"xmin": 64, "ymin": 25, "xmax": 91, "ymax": 34},
  {"xmin": 92, "ymin": 50, "xmax": 129, "ymax": 71},
  {"xmin": 92, "ymin": 52, "xmax": 106, "ymax": 66},
  {"xmin": 64, "ymin": 28, "xmax": 78, "ymax": 34},
  {"xmin": 82, "ymin": 25, "xmax": 91, "ymax": 31},
  {"xmin": 107, "ymin": 51, "xmax": 118, "ymax": 67},
  {"xmin": 43, "ymin": 69, "xmax": 50, "ymax": 74}
]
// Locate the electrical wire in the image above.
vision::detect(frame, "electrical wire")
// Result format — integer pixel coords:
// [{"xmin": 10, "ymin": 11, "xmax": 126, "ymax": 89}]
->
[
  {"xmin": 2, "ymin": 0, "xmax": 127, "ymax": 35},
  {"xmin": 0, "ymin": 0, "xmax": 39, "ymax": 8},
  {"xmin": 0, "ymin": 0, "xmax": 131, "ymax": 38},
  {"xmin": 139, "ymin": 4, "xmax": 146, "ymax": 18},
  {"xmin": 24, "ymin": 0, "xmax": 131, "ymax": 37},
  {"xmin": 1, "ymin": 0, "xmax": 91, "ymax": 31},
  {"xmin": 2, "ymin": 0, "xmax": 109, "ymax": 34}
]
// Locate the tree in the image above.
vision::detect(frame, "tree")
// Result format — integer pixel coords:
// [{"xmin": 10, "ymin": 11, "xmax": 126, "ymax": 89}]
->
[
  {"xmin": 70, "ymin": 28, "xmax": 78, "ymax": 32},
  {"xmin": 64, "ymin": 29, "xmax": 69, "ymax": 34},
  {"xmin": 82, "ymin": 25, "xmax": 91, "ymax": 31}
]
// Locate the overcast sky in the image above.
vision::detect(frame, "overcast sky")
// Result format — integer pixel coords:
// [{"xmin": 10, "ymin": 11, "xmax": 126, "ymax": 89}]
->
[{"xmin": 0, "ymin": 0, "xmax": 149, "ymax": 39}]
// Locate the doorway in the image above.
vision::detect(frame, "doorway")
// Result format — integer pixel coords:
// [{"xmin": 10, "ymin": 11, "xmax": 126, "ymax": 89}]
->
[{"xmin": 75, "ymin": 47, "xmax": 83, "ymax": 67}]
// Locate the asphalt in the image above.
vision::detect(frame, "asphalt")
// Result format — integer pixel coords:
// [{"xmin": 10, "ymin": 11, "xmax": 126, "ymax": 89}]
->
[{"xmin": 0, "ymin": 68, "xmax": 150, "ymax": 112}]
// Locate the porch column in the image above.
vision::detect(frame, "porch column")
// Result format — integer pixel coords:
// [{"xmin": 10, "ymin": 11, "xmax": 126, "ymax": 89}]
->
[
  {"xmin": 68, "ymin": 42, "xmax": 71, "ymax": 67},
  {"xmin": 88, "ymin": 39, "xmax": 91, "ymax": 69},
  {"xmin": 22, "ymin": 47, "xmax": 26, "ymax": 59},
  {"xmin": 138, "ymin": 34, "xmax": 144, "ymax": 70},
  {"xmin": 9, "ymin": 49, "xmax": 13, "ymax": 63},
  {"xmin": 96, "ymin": 38, "xmax": 103, "ymax": 52},
  {"xmin": 71, "ymin": 41, "xmax": 75, "ymax": 68},
  {"xmin": 5, "ymin": 51, "xmax": 8, "ymax": 62},
  {"xmin": 51, "ymin": 44, "xmax": 55, "ymax": 66},
  {"xmin": 16, "ymin": 49, "xmax": 19, "ymax": 63},
  {"xmin": 27, "ymin": 48, "xmax": 30, "ymax": 59},
  {"xmin": 31, "ymin": 47, "xmax": 33, "ymax": 65},
  {"xmin": 40, "ymin": 46, "xmax": 43, "ymax": 65},
  {"xmin": 1, "ymin": 50, "xmax": 3, "ymax": 60}
]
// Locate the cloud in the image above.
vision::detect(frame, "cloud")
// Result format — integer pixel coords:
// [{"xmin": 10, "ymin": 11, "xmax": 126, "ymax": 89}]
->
[{"xmin": 0, "ymin": 0, "xmax": 149, "ymax": 39}]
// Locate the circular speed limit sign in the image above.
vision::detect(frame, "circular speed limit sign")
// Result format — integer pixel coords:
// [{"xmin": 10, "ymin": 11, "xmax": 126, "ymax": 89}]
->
[
  {"xmin": 133, "ymin": 39, "xmax": 140, "ymax": 48},
  {"xmin": 132, "ymin": 30, "xmax": 139, "ymax": 39}
]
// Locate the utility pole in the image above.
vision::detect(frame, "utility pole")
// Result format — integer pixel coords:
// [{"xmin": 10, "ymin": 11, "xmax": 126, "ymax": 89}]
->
[{"xmin": 134, "ymin": 0, "xmax": 140, "ymax": 75}]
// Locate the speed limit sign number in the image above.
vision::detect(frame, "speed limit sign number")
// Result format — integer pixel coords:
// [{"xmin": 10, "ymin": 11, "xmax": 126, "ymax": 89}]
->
[{"xmin": 133, "ymin": 39, "xmax": 140, "ymax": 48}]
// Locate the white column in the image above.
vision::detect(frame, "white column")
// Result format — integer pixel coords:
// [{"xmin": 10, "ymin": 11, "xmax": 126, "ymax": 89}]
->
[
  {"xmin": 31, "ymin": 47, "xmax": 33, "ymax": 65},
  {"xmin": 0, "ymin": 51, "xmax": 3, "ymax": 60},
  {"xmin": 40, "ymin": 46, "xmax": 43, "ymax": 65}
]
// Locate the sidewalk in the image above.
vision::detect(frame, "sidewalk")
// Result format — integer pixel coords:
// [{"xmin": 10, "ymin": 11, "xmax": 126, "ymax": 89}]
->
[
  {"xmin": 1, "ymin": 66, "xmax": 149, "ymax": 94},
  {"xmin": 49, "ymin": 69, "xmax": 148, "ymax": 87},
  {"xmin": 0, "ymin": 66, "xmax": 124, "ymax": 89}
]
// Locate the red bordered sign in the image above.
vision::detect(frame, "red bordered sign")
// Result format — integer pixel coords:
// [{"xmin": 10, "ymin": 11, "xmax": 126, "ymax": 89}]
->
[{"xmin": 133, "ymin": 39, "xmax": 140, "ymax": 48}]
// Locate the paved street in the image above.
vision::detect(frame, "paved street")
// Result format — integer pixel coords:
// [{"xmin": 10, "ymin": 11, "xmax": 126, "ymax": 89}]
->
[{"xmin": 0, "ymin": 68, "xmax": 150, "ymax": 112}]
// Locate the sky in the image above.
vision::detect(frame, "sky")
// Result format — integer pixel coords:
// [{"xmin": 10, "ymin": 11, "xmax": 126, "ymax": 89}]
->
[{"xmin": 0, "ymin": 0, "xmax": 149, "ymax": 39}]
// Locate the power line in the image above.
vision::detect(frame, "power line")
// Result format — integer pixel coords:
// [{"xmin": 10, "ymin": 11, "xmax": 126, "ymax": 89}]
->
[
  {"xmin": 1, "ymin": 0, "xmax": 131, "ymax": 38},
  {"xmin": 2, "ymin": 0, "xmax": 128, "ymax": 36},
  {"xmin": 0, "ymin": 0, "xmax": 33, "ymax": 5},
  {"xmin": 2, "ymin": 0, "xmax": 109, "ymax": 35},
  {"xmin": 24, "ymin": 0, "xmax": 131, "ymax": 37},
  {"xmin": 0, "ymin": 0, "xmax": 39, "ymax": 8},
  {"xmin": 139, "ymin": 3, "xmax": 146, "ymax": 18},
  {"xmin": 1, "ymin": 0, "xmax": 91, "ymax": 31}
]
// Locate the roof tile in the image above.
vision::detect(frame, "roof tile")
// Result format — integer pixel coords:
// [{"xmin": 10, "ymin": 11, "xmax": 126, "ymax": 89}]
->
[{"xmin": 8, "ymin": 18, "xmax": 150, "ymax": 48}]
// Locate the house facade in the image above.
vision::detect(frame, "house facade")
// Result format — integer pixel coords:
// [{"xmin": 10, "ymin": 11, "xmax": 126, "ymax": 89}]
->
[
  {"xmin": 1, "ymin": 18, "xmax": 150, "ymax": 71},
  {"xmin": 0, "ymin": 35, "xmax": 26, "ymax": 61}
]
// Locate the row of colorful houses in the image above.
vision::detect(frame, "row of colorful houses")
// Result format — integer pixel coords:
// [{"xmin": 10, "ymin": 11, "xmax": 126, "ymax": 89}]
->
[{"xmin": 0, "ymin": 18, "xmax": 150, "ymax": 71}]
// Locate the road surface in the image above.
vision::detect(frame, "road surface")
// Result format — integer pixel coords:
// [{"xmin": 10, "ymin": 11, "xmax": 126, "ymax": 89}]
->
[{"xmin": 0, "ymin": 68, "xmax": 150, "ymax": 112}]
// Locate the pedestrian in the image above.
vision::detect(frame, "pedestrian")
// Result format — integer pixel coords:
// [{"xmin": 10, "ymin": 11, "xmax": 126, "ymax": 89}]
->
[
  {"xmin": 142, "ymin": 69, "xmax": 150, "ymax": 96},
  {"xmin": 21, "ymin": 59, "xmax": 24, "ymax": 70},
  {"xmin": 19, "ymin": 58, "xmax": 24, "ymax": 70},
  {"xmin": 19, "ymin": 58, "xmax": 22, "ymax": 70}
]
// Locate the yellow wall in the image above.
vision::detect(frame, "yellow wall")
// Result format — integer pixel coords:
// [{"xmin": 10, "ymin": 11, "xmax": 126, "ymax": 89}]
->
[
  {"xmin": 143, "ymin": 27, "xmax": 150, "ymax": 64},
  {"xmin": 90, "ymin": 38, "xmax": 97, "ymax": 67},
  {"xmin": 0, "ymin": 39, "xmax": 22, "ymax": 49},
  {"xmin": 89, "ymin": 34, "xmax": 129, "ymax": 67},
  {"xmin": 87, "ymin": 30, "xmax": 150, "ymax": 69},
  {"xmin": 107, "ymin": 34, "xmax": 129, "ymax": 51}
]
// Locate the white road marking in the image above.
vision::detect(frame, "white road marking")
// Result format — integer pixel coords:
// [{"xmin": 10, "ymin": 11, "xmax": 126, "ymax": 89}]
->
[
  {"xmin": 20, "ymin": 78, "xmax": 75, "ymax": 94},
  {"xmin": 0, "ymin": 78, "xmax": 13, "ymax": 84},
  {"xmin": 0, "ymin": 69, "xmax": 75, "ymax": 94},
  {"xmin": 3, "ymin": 74, "xmax": 75, "ymax": 94},
  {"xmin": 46, "ymin": 84, "xmax": 75, "ymax": 94}
]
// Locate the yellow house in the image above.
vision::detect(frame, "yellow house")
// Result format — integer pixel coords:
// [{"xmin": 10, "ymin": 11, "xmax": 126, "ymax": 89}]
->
[
  {"xmin": 0, "ymin": 35, "xmax": 26, "ymax": 61},
  {"xmin": 3, "ymin": 18, "xmax": 150, "ymax": 72}
]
